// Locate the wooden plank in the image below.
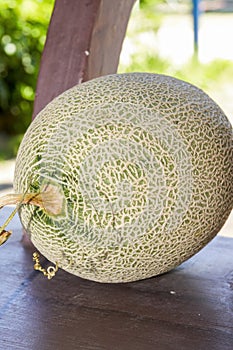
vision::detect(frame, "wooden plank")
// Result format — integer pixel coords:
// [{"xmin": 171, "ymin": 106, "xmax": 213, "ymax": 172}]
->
[
  {"xmin": 0, "ymin": 207, "xmax": 233, "ymax": 350},
  {"xmin": 32, "ymin": 0, "xmax": 135, "ymax": 118},
  {"xmin": 84, "ymin": 0, "xmax": 136, "ymax": 81}
]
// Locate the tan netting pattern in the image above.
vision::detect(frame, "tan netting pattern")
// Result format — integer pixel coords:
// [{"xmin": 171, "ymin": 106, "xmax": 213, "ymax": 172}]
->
[{"xmin": 14, "ymin": 73, "xmax": 233, "ymax": 282}]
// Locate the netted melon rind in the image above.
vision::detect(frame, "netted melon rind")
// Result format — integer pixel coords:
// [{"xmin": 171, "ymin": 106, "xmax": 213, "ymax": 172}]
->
[{"xmin": 14, "ymin": 73, "xmax": 233, "ymax": 282}]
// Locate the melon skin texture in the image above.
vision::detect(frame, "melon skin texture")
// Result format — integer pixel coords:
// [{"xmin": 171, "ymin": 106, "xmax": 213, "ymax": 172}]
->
[{"xmin": 14, "ymin": 73, "xmax": 233, "ymax": 283}]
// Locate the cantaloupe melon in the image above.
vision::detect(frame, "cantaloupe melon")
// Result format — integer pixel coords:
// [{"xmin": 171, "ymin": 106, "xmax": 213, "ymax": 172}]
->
[{"xmin": 1, "ymin": 73, "xmax": 233, "ymax": 282}]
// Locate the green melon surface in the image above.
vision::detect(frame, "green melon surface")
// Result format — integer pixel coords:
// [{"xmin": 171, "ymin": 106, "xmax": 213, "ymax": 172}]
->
[{"xmin": 14, "ymin": 73, "xmax": 233, "ymax": 283}]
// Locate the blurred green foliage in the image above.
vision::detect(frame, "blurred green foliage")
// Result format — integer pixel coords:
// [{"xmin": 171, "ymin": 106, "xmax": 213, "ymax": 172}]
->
[
  {"xmin": 0, "ymin": 0, "xmax": 54, "ymax": 159},
  {"xmin": 120, "ymin": 51, "xmax": 233, "ymax": 93},
  {"xmin": 119, "ymin": 2, "xmax": 233, "ymax": 117}
]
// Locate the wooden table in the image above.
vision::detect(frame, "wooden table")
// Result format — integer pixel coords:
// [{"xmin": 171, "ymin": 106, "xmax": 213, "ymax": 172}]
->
[{"xmin": 0, "ymin": 206, "xmax": 232, "ymax": 350}]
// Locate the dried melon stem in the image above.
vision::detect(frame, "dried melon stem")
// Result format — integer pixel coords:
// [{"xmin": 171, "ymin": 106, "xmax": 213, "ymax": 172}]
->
[
  {"xmin": 0, "ymin": 183, "xmax": 64, "ymax": 245},
  {"xmin": 0, "ymin": 183, "xmax": 63, "ymax": 216}
]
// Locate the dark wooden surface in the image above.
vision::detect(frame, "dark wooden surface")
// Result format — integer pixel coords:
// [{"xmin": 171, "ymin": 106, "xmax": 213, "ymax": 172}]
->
[
  {"xmin": 0, "ymin": 207, "xmax": 233, "ymax": 350},
  {"xmin": 32, "ymin": 0, "xmax": 135, "ymax": 118}
]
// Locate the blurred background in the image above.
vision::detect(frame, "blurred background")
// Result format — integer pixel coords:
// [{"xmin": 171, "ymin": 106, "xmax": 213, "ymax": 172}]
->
[{"xmin": 0, "ymin": 0, "xmax": 232, "ymax": 235}]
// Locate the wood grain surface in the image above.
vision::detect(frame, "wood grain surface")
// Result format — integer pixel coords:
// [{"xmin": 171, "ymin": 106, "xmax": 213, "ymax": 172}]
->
[{"xmin": 0, "ymin": 207, "xmax": 232, "ymax": 350}]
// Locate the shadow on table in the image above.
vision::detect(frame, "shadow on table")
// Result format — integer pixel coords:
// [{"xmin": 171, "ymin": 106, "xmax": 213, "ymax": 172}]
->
[{"xmin": 0, "ymin": 183, "xmax": 13, "ymax": 194}]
